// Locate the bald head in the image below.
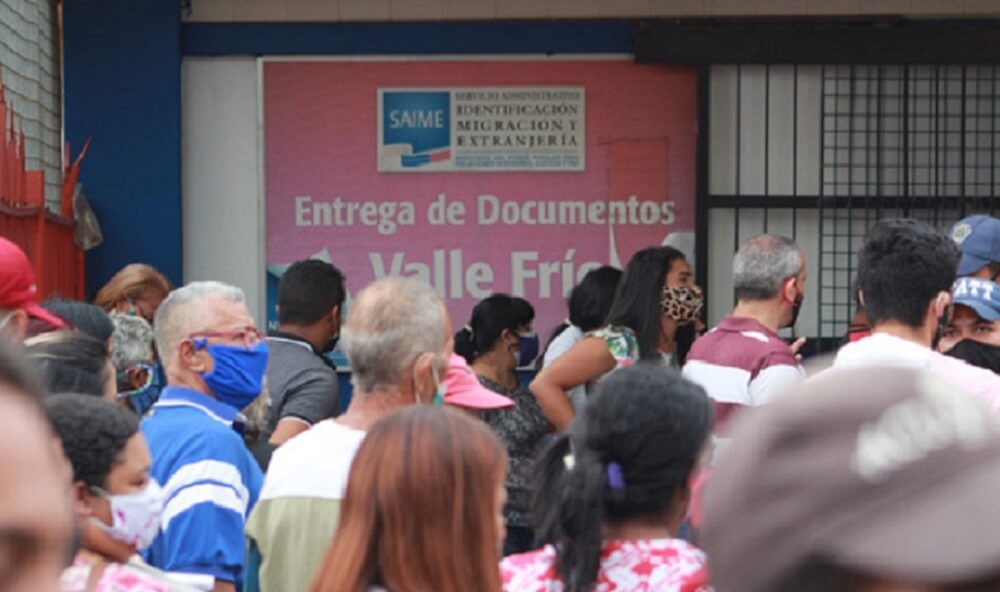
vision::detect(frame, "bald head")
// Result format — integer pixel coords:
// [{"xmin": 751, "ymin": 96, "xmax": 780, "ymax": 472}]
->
[
  {"xmin": 341, "ymin": 277, "xmax": 449, "ymax": 393},
  {"xmin": 734, "ymin": 235, "xmax": 805, "ymax": 302}
]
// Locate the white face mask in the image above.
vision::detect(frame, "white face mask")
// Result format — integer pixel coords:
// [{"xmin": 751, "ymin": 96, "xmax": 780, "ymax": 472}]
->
[{"xmin": 90, "ymin": 479, "xmax": 164, "ymax": 550}]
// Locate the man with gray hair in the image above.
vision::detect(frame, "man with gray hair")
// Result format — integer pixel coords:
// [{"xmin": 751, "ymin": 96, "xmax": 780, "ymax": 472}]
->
[
  {"xmin": 682, "ymin": 234, "xmax": 807, "ymax": 440},
  {"xmin": 140, "ymin": 281, "xmax": 267, "ymax": 592},
  {"xmin": 245, "ymin": 276, "xmax": 452, "ymax": 592},
  {"xmin": 108, "ymin": 312, "xmax": 162, "ymax": 414}
]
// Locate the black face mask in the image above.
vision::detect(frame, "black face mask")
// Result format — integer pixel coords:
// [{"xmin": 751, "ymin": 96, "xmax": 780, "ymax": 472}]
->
[
  {"xmin": 321, "ymin": 334, "xmax": 339, "ymax": 354},
  {"xmin": 784, "ymin": 294, "xmax": 804, "ymax": 329},
  {"xmin": 945, "ymin": 339, "xmax": 1000, "ymax": 374}
]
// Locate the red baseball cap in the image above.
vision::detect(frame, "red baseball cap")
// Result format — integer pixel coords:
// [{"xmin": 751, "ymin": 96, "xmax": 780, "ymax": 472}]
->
[
  {"xmin": 443, "ymin": 353, "xmax": 515, "ymax": 410},
  {"xmin": 0, "ymin": 237, "xmax": 66, "ymax": 329}
]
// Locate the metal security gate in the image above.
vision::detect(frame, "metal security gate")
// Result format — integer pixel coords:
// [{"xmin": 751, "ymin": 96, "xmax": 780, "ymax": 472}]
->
[
  {"xmin": 635, "ymin": 20, "xmax": 1000, "ymax": 352},
  {"xmin": 702, "ymin": 63, "xmax": 1000, "ymax": 351},
  {"xmin": 816, "ymin": 65, "xmax": 1000, "ymax": 345}
]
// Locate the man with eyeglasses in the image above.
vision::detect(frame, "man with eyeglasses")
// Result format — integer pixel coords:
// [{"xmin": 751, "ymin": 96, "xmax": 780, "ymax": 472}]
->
[{"xmin": 140, "ymin": 281, "xmax": 268, "ymax": 592}]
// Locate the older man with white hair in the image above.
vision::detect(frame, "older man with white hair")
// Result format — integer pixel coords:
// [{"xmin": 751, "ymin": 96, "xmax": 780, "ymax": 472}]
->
[
  {"xmin": 141, "ymin": 281, "xmax": 267, "ymax": 592},
  {"xmin": 245, "ymin": 276, "xmax": 452, "ymax": 592}
]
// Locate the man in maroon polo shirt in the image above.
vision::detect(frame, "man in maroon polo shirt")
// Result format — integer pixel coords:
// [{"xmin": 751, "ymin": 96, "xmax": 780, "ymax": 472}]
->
[{"xmin": 682, "ymin": 235, "xmax": 806, "ymax": 441}]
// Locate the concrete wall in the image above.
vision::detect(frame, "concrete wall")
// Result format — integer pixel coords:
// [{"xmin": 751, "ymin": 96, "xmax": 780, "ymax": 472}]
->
[{"xmin": 181, "ymin": 57, "xmax": 264, "ymax": 322}]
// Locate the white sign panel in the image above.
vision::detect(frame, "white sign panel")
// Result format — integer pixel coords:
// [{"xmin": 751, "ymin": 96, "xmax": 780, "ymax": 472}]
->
[{"xmin": 378, "ymin": 87, "xmax": 585, "ymax": 172}]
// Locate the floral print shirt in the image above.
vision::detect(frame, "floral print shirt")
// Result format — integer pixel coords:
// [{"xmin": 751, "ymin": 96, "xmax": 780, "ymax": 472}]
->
[
  {"xmin": 61, "ymin": 553, "xmax": 200, "ymax": 592},
  {"xmin": 479, "ymin": 377, "xmax": 551, "ymax": 528},
  {"xmin": 589, "ymin": 326, "xmax": 674, "ymax": 369},
  {"xmin": 500, "ymin": 539, "xmax": 712, "ymax": 592}
]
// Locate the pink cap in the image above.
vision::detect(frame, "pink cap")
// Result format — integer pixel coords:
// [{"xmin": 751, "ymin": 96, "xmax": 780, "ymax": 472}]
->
[{"xmin": 443, "ymin": 353, "xmax": 515, "ymax": 410}]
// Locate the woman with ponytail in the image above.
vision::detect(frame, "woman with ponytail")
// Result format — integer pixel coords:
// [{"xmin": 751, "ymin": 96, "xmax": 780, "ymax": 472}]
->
[
  {"xmin": 503, "ymin": 363, "xmax": 713, "ymax": 592},
  {"xmin": 455, "ymin": 294, "xmax": 550, "ymax": 555}
]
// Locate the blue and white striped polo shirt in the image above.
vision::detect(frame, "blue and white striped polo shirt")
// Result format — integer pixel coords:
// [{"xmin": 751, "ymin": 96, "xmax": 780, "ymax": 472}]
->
[{"xmin": 141, "ymin": 386, "xmax": 264, "ymax": 586}]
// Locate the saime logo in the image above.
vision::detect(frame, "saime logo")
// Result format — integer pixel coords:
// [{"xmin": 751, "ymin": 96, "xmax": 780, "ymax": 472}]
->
[{"xmin": 381, "ymin": 91, "xmax": 451, "ymax": 168}]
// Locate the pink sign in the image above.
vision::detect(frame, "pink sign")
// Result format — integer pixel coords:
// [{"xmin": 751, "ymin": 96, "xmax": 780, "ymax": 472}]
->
[{"xmin": 263, "ymin": 59, "xmax": 697, "ymax": 339}]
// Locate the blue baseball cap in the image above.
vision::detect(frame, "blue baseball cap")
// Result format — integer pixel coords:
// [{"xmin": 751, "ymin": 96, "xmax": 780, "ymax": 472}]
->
[
  {"xmin": 950, "ymin": 215, "xmax": 1000, "ymax": 276},
  {"xmin": 951, "ymin": 277, "xmax": 1000, "ymax": 322}
]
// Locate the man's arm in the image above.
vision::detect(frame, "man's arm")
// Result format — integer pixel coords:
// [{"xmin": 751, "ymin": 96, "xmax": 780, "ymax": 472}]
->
[
  {"xmin": 269, "ymin": 370, "xmax": 339, "ymax": 445},
  {"xmin": 268, "ymin": 417, "xmax": 311, "ymax": 445},
  {"xmin": 213, "ymin": 581, "xmax": 235, "ymax": 592},
  {"xmin": 749, "ymin": 359, "xmax": 805, "ymax": 406}
]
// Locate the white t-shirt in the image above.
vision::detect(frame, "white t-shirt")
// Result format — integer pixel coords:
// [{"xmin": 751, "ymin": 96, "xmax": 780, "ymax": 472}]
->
[
  {"xmin": 542, "ymin": 324, "xmax": 587, "ymax": 411},
  {"xmin": 834, "ymin": 332, "xmax": 1000, "ymax": 417}
]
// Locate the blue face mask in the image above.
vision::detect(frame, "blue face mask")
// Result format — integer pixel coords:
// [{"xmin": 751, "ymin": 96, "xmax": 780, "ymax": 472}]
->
[
  {"xmin": 517, "ymin": 332, "xmax": 540, "ymax": 367},
  {"xmin": 194, "ymin": 339, "xmax": 269, "ymax": 411},
  {"xmin": 123, "ymin": 363, "xmax": 165, "ymax": 416}
]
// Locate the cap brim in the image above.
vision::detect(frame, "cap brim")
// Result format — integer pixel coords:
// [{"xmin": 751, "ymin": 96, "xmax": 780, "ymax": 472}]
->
[
  {"xmin": 444, "ymin": 389, "xmax": 515, "ymax": 410},
  {"xmin": 954, "ymin": 300, "xmax": 1000, "ymax": 322},
  {"xmin": 832, "ymin": 453, "xmax": 1000, "ymax": 583},
  {"xmin": 23, "ymin": 303, "xmax": 68, "ymax": 329},
  {"xmin": 957, "ymin": 253, "xmax": 992, "ymax": 277}
]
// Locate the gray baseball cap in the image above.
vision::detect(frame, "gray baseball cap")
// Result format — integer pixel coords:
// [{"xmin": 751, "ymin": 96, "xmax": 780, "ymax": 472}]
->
[{"xmin": 701, "ymin": 366, "xmax": 1000, "ymax": 592}]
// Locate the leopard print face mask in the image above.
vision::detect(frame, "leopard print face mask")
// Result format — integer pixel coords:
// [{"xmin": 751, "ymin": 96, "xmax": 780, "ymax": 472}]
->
[{"xmin": 660, "ymin": 285, "xmax": 704, "ymax": 325}]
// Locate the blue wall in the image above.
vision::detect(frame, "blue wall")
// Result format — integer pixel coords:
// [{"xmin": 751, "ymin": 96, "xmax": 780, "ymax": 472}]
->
[{"xmin": 63, "ymin": 0, "xmax": 182, "ymax": 295}]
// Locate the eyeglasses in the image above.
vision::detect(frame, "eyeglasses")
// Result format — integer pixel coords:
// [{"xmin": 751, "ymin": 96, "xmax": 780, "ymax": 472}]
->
[{"xmin": 188, "ymin": 327, "xmax": 264, "ymax": 349}]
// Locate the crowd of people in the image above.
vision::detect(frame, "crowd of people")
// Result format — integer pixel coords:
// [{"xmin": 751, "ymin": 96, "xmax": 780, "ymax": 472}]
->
[{"xmin": 2, "ymin": 213, "xmax": 1000, "ymax": 592}]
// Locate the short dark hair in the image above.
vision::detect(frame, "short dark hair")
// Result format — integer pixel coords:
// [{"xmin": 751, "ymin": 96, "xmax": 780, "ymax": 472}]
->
[
  {"xmin": 43, "ymin": 298, "xmax": 114, "ymax": 343},
  {"xmin": 510, "ymin": 296, "xmax": 536, "ymax": 328},
  {"xmin": 537, "ymin": 266, "xmax": 623, "ymax": 370},
  {"xmin": 454, "ymin": 294, "xmax": 534, "ymax": 364},
  {"xmin": 25, "ymin": 330, "xmax": 111, "ymax": 397},
  {"xmin": 45, "ymin": 393, "xmax": 139, "ymax": 488},
  {"xmin": 277, "ymin": 260, "xmax": 346, "ymax": 325},
  {"xmin": 569, "ymin": 266, "xmax": 623, "ymax": 333},
  {"xmin": 858, "ymin": 218, "xmax": 960, "ymax": 328},
  {"xmin": 606, "ymin": 247, "xmax": 687, "ymax": 360},
  {"xmin": 533, "ymin": 364, "xmax": 712, "ymax": 592}
]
